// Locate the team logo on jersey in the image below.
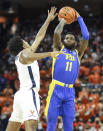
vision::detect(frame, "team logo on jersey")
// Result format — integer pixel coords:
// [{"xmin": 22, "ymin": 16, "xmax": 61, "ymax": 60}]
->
[
  {"xmin": 30, "ymin": 110, "xmax": 35, "ymax": 115},
  {"xmin": 66, "ymin": 54, "xmax": 75, "ymax": 61},
  {"xmin": 28, "ymin": 110, "xmax": 36, "ymax": 118}
]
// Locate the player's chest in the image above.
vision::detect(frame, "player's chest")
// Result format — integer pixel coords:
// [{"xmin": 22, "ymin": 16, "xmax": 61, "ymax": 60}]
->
[{"xmin": 55, "ymin": 52, "xmax": 78, "ymax": 72}]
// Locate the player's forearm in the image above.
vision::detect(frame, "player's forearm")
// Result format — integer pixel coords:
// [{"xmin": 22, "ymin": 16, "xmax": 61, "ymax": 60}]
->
[
  {"xmin": 26, "ymin": 52, "xmax": 52, "ymax": 61},
  {"xmin": 54, "ymin": 19, "xmax": 65, "ymax": 35},
  {"xmin": 33, "ymin": 52, "xmax": 52, "ymax": 60},
  {"xmin": 53, "ymin": 20, "xmax": 65, "ymax": 50},
  {"xmin": 77, "ymin": 16, "xmax": 89, "ymax": 40},
  {"xmin": 31, "ymin": 18, "xmax": 51, "ymax": 52},
  {"xmin": 35, "ymin": 19, "xmax": 51, "ymax": 41}
]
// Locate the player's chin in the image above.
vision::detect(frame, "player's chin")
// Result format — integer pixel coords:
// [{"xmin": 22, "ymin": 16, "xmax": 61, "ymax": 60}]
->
[
  {"xmin": 64, "ymin": 42, "xmax": 72, "ymax": 47},
  {"xmin": 64, "ymin": 40, "xmax": 71, "ymax": 45}
]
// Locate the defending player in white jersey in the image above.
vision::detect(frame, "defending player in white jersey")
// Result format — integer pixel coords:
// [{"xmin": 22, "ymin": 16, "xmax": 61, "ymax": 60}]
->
[{"xmin": 6, "ymin": 7, "xmax": 63, "ymax": 131}]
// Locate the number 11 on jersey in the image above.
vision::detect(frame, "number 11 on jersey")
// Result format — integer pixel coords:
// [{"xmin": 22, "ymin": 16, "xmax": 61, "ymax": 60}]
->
[{"xmin": 66, "ymin": 62, "xmax": 72, "ymax": 71}]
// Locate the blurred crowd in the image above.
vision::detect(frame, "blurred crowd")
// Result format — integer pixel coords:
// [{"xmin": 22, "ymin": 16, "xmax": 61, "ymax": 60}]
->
[{"xmin": 0, "ymin": 12, "xmax": 103, "ymax": 131}]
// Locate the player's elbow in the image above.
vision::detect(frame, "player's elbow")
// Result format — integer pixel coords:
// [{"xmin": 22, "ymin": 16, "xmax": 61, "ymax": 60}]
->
[
  {"xmin": 83, "ymin": 32, "xmax": 89, "ymax": 40},
  {"xmin": 54, "ymin": 28, "xmax": 60, "ymax": 34},
  {"xmin": 54, "ymin": 31, "xmax": 60, "ymax": 37}
]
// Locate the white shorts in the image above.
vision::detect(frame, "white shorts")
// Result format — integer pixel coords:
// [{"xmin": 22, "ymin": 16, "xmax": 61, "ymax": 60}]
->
[{"xmin": 9, "ymin": 88, "xmax": 40, "ymax": 123}]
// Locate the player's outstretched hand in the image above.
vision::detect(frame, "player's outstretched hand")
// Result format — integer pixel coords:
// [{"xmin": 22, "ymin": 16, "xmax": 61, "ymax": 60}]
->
[
  {"xmin": 50, "ymin": 51, "xmax": 66, "ymax": 59},
  {"xmin": 47, "ymin": 7, "xmax": 58, "ymax": 22}
]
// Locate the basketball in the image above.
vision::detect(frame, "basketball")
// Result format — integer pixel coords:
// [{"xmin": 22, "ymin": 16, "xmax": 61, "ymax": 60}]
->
[{"xmin": 58, "ymin": 6, "xmax": 77, "ymax": 23}]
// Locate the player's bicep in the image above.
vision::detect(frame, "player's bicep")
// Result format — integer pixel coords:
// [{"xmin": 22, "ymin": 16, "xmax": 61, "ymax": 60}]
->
[
  {"xmin": 53, "ymin": 32, "xmax": 62, "ymax": 51},
  {"xmin": 77, "ymin": 39, "xmax": 88, "ymax": 59}
]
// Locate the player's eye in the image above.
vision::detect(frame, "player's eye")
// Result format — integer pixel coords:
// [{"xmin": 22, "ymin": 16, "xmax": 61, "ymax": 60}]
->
[
  {"xmin": 66, "ymin": 37, "xmax": 69, "ymax": 39},
  {"xmin": 70, "ymin": 37, "xmax": 75, "ymax": 40}
]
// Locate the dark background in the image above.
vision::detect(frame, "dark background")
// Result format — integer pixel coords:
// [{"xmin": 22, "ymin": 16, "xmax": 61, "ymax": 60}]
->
[
  {"xmin": 0, "ymin": 0, "xmax": 103, "ymax": 17},
  {"xmin": 0, "ymin": 0, "xmax": 103, "ymax": 50}
]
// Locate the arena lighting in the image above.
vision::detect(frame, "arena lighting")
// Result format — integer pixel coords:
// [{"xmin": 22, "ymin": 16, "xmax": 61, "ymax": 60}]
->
[
  {"xmin": 84, "ymin": 4, "xmax": 90, "ymax": 11},
  {"xmin": 8, "ymin": 7, "xmax": 15, "ymax": 14},
  {"xmin": 89, "ymin": 13, "xmax": 93, "ymax": 17},
  {"xmin": 73, "ymin": 0, "xmax": 78, "ymax": 2},
  {"xmin": 84, "ymin": 5, "xmax": 89, "ymax": 9}
]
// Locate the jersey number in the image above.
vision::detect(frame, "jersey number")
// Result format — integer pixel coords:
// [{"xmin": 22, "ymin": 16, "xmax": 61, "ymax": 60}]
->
[{"xmin": 65, "ymin": 62, "xmax": 72, "ymax": 71}]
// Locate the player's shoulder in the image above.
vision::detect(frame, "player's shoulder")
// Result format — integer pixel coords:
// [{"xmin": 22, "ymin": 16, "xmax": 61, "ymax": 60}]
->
[{"xmin": 18, "ymin": 48, "xmax": 32, "ymax": 64}]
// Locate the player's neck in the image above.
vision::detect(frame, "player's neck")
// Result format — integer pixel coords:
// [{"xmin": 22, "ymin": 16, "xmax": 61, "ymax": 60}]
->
[{"xmin": 64, "ymin": 45, "xmax": 75, "ymax": 51}]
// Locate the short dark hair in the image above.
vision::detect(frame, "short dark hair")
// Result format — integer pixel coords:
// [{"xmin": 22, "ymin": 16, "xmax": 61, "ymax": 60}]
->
[{"xmin": 7, "ymin": 36, "xmax": 23, "ymax": 56}]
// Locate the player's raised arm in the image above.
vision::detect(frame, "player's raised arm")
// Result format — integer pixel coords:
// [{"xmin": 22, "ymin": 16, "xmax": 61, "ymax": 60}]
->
[
  {"xmin": 53, "ymin": 19, "xmax": 67, "ymax": 51},
  {"xmin": 30, "ymin": 7, "xmax": 57, "ymax": 52},
  {"xmin": 20, "ymin": 7, "xmax": 59, "ymax": 64},
  {"xmin": 76, "ymin": 11, "xmax": 89, "ymax": 59}
]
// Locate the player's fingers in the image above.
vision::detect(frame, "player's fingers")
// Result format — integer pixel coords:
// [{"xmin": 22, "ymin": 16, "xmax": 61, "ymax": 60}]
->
[
  {"xmin": 68, "ymin": 21, "xmax": 72, "ymax": 24},
  {"xmin": 54, "ymin": 56, "xmax": 58, "ymax": 59},
  {"xmin": 22, "ymin": 39, "xmax": 26, "ymax": 43},
  {"xmin": 58, "ymin": 17, "xmax": 61, "ymax": 21},
  {"xmin": 52, "ymin": 6, "xmax": 56, "ymax": 13},
  {"xmin": 52, "ymin": 6, "xmax": 55, "ymax": 9},
  {"xmin": 52, "ymin": 6, "xmax": 56, "ymax": 11},
  {"xmin": 59, "ymin": 51, "xmax": 66, "ymax": 54},
  {"xmin": 48, "ymin": 10, "xmax": 49, "ymax": 14},
  {"xmin": 51, "ymin": 7, "xmax": 53, "ymax": 12},
  {"xmin": 22, "ymin": 39, "xmax": 29, "ymax": 45},
  {"xmin": 54, "ymin": 13, "xmax": 58, "ymax": 18},
  {"xmin": 54, "ymin": 7, "xmax": 57, "ymax": 13},
  {"xmin": 51, "ymin": 54, "xmax": 58, "ymax": 59},
  {"xmin": 54, "ymin": 7, "xmax": 57, "ymax": 12}
]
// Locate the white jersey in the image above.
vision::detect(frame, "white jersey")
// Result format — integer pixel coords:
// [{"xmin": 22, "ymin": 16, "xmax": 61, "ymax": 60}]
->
[{"xmin": 15, "ymin": 51, "xmax": 40, "ymax": 91}]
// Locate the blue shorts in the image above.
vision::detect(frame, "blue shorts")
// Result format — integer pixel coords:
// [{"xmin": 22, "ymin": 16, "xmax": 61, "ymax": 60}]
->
[{"xmin": 45, "ymin": 80, "xmax": 75, "ymax": 131}]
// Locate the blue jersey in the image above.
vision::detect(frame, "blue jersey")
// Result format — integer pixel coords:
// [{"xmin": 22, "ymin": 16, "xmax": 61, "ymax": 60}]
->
[
  {"xmin": 52, "ymin": 46, "xmax": 80, "ymax": 84},
  {"xmin": 45, "ymin": 46, "xmax": 79, "ymax": 119}
]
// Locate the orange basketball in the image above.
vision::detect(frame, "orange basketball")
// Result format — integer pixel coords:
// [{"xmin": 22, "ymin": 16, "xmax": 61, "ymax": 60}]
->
[{"xmin": 58, "ymin": 6, "xmax": 77, "ymax": 23}]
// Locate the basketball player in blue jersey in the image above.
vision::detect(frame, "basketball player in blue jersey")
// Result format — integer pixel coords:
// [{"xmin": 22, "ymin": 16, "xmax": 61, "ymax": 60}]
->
[
  {"xmin": 6, "ymin": 7, "xmax": 64, "ymax": 131},
  {"xmin": 45, "ymin": 11, "xmax": 89, "ymax": 131}
]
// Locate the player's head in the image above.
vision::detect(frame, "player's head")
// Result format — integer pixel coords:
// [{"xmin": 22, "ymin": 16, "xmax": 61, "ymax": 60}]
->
[
  {"xmin": 63, "ymin": 32, "xmax": 78, "ymax": 50},
  {"xmin": 8, "ymin": 36, "xmax": 30, "ymax": 56}
]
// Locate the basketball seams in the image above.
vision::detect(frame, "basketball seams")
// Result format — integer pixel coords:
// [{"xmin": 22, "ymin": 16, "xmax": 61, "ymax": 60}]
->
[
  {"xmin": 59, "ymin": 8, "xmax": 72, "ymax": 23},
  {"xmin": 58, "ymin": 6, "xmax": 76, "ymax": 23},
  {"xmin": 65, "ymin": 7, "xmax": 76, "ymax": 22},
  {"xmin": 71, "ymin": 8, "xmax": 76, "ymax": 20},
  {"xmin": 64, "ymin": 8, "xmax": 73, "ymax": 22}
]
